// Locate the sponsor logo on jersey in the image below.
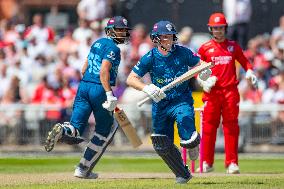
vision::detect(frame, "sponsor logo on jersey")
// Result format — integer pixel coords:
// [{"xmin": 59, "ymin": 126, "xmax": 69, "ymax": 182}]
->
[
  {"xmin": 209, "ymin": 48, "xmax": 214, "ymax": 53},
  {"xmin": 107, "ymin": 51, "xmax": 116, "ymax": 60},
  {"xmin": 211, "ymin": 56, "xmax": 232, "ymax": 65},
  {"xmin": 227, "ymin": 46, "xmax": 234, "ymax": 52},
  {"xmin": 156, "ymin": 76, "xmax": 179, "ymax": 85},
  {"xmin": 157, "ymin": 78, "xmax": 164, "ymax": 84}
]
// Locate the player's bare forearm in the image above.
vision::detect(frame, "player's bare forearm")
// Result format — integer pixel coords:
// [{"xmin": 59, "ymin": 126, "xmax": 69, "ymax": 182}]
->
[
  {"xmin": 81, "ymin": 59, "xmax": 88, "ymax": 75},
  {"xmin": 126, "ymin": 71, "xmax": 146, "ymax": 91},
  {"xmin": 100, "ymin": 60, "xmax": 112, "ymax": 92}
]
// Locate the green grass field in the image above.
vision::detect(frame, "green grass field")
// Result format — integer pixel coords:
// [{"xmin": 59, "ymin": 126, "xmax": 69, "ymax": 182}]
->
[{"xmin": 0, "ymin": 154, "xmax": 284, "ymax": 189}]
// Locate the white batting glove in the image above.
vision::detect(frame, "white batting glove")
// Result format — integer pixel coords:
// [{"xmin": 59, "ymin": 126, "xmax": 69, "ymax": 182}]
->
[
  {"xmin": 142, "ymin": 84, "xmax": 166, "ymax": 103},
  {"xmin": 197, "ymin": 76, "xmax": 217, "ymax": 93},
  {"xmin": 245, "ymin": 69, "xmax": 258, "ymax": 88},
  {"xmin": 198, "ymin": 68, "xmax": 212, "ymax": 81},
  {"xmin": 102, "ymin": 91, "xmax": 118, "ymax": 111}
]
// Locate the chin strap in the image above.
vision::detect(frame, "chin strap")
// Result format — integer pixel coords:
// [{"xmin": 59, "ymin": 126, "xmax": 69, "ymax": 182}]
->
[{"xmin": 158, "ymin": 43, "xmax": 176, "ymax": 52}]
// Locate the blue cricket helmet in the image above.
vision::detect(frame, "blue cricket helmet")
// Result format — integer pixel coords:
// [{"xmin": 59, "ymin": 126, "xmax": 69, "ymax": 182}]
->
[
  {"xmin": 150, "ymin": 20, "xmax": 178, "ymax": 51},
  {"xmin": 105, "ymin": 16, "xmax": 131, "ymax": 30},
  {"xmin": 105, "ymin": 16, "xmax": 131, "ymax": 44},
  {"xmin": 151, "ymin": 20, "xmax": 177, "ymax": 38}
]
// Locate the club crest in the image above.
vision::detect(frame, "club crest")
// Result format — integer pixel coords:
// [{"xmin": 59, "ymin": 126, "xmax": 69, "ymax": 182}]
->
[
  {"xmin": 227, "ymin": 46, "xmax": 234, "ymax": 52},
  {"xmin": 166, "ymin": 24, "xmax": 173, "ymax": 31},
  {"xmin": 214, "ymin": 17, "xmax": 220, "ymax": 22},
  {"xmin": 122, "ymin": 18, "xmax": 128, "ymax": 26}
]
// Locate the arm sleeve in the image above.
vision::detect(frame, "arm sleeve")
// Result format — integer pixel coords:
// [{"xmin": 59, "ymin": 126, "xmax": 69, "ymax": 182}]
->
[
  {"xmin": 235, "ymin": 42, "xmax": 253, "ymax": 71},
  {"xmin": 132, "ymin": 53, "xmax": 151, "ymax": 78}
]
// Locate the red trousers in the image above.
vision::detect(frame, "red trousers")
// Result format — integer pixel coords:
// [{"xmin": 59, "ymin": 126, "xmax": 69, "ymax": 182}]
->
[{"xmin": 201, "ymin": 85, "xmax": 240, "ymax": 167}]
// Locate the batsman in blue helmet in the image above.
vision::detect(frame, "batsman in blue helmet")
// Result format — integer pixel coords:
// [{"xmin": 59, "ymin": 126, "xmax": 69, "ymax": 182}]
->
[
  {"xmin": 127, "ymin": 20, "xmax": 211, "ymax": 184},
  {"xmin": 44, "ymin": 16, "xmax": 131, "ymax": 179}
]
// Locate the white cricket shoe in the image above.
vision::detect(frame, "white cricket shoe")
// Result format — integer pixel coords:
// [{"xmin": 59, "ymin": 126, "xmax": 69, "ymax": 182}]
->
[
  {"xmin": 74, "ymin": 166, "xmax": 98, "ymax": 179},
  {"xmin": 188, "ymin": 145, "xmax": 199, "ymax": 161},
  {"xmin": 227, "ymin": 163, "xmax": 240, "ymax": 174},
  {"xmin": 44, "ymin": 123, "xmax": 63, "ymax": 152},
  {"xmin": 196, "ymin": 161, "xmax": 214, "ymax": 173}
]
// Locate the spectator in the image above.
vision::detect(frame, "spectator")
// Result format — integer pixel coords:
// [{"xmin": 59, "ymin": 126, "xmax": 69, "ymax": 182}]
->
[
  {"xmin": 24, "ymin": 14, "xmax": 55, "ymax": 57},
  {"xmin": 77, "ymin": 0, "xmax": 109, "ymax": 22},
  {"xmin": 244, "ymin": 38, "xmax": 270, "ymax": 70},
  {"xmin": 270, "ymin": 15, "xmax": 284, "ymax": 56},
  {"xmin": 0, "ymin": 63, "xmax": 9, "ymax": 99},
  {"xmin": 178, "ymin": 26, "xmax": 196, "ymax": 52},
  {"xmin": 223, "ymin": 0, "xmax": 252, "ymax": 49},
  {"xmin": 130, "ymin": 23, "xmax": 148, "ymax": 63},
  {"xmin": 2, "ymin": 21, "xmax": 20, "ymax": 44},
  {"xmin": 272, "ymin": 41, "xmax": 284, "ymax": 72},
  {"xmin": 56, "ymin": 28, "xmax": 79, "ymax": 55},
  {"xmin": 90, "ymin": 20, "xmax": 103, "ymax": 42},
  {"xmin": 24, "ymin": 14, "xmax": 54, "ymax": 44},
  {"xmin": 0, "ymin": 75, "xmax": 28, "ymax": 144},
  {"xmin": 72, "ymin": 19, "xmax": 93, "ymax": 44}
]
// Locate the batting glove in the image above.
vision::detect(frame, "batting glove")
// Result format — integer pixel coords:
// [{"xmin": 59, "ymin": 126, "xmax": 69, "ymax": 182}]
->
[
  {"xmin": 245, "ymin": 69, "xmax": 258, "ymax": 88},
  {"xmin": 198, "ymin": 68, "xmax": 212, "ymax": 81},
  {"xmin": 102, "ymin": 91, "xmax": 118, "ymax": 111},
  {"xmin": 197, "ymin": 76, "xmax": 217, "ymax": 93},
  {"xmin": 142, "ymin": 84, "xmax": 166, "ymax": 103}
]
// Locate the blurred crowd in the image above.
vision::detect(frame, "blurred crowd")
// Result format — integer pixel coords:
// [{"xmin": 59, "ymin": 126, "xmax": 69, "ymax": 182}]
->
[{"xmin": 0, "ymin": 1, "xmax": 284, "ymax": 115}]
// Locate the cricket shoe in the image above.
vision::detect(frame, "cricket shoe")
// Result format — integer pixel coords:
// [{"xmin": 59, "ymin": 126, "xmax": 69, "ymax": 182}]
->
[
  {"xmin": 74, "ymin": 166, "xmax": 98, "ymax": 179},
  {"xmin": 188, "ymin": 145, "xmax": 199, "ymax": 161},
  {"xmin": 176, "ymin": 174, "xmax": 192, "ymax": 184},
  {"xmin": 44, "ymin": 123, "xmax": 63, "ymax": 152},
  {"xmin": 196, "ymin": 161, "xmax": 214, "ymax": 173},
  {"xmin": 227, "ymin": 163, "xmax": 240, "ymax": 174}
]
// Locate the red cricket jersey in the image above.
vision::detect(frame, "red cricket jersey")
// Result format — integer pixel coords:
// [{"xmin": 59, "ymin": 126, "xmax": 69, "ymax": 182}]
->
[{"xmin": 198, "ymin": 39, "xmax": 252, "ymax": 88}]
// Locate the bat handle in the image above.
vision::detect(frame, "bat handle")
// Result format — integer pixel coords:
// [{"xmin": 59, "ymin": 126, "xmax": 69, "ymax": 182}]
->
[{"xmin": 137, "ymin": 96, "xmax": 150, "ymax": 107}]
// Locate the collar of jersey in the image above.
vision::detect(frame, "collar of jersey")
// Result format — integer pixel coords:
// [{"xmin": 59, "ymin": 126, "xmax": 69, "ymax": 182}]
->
[
  {"xmin": 154, "ymin": 47, "xmax": 174, "ymax": 58},
  {"xmin": 212, "ymin": 38, "xmax": 228, "ymax": 45},
  {"xmin": 106, "ymin": 37, "xmax": 116, "ymax": 44}
]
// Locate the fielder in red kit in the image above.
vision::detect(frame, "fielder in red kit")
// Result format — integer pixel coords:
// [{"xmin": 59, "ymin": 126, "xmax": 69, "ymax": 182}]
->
[{"xmin": 197, "ymin": 13, "xmax": 258, "ymax": 174}]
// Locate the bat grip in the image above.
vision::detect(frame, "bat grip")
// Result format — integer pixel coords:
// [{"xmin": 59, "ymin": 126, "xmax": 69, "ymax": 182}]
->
[{"xmin": 137, "ymin": 96, "xmax": 151, "ymax": 107}]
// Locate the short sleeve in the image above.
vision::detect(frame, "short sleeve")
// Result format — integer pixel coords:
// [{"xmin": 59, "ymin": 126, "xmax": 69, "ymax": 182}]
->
[
  {"xmin": 198, "ymin": 45, "xmax": 206, "ymax": 61},
  {"xmin": 186, "ymin": 48, "xmax": 200, "ymax": 67},
  {"xmin": 132, "ymin": 53, "xmax": 152, "ymax": 77},
  {"xmin": 103, "ymin": 46, "xmax": 120, "ymax": 65}
]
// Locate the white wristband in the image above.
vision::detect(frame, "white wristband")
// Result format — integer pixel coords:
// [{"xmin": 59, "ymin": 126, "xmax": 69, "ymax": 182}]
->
[{"xmin": 106, "ymin": 91, "xmax": 113, "ymax": 97}]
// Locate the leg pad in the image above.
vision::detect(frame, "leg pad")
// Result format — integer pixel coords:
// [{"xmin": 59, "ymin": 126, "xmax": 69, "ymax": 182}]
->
[{"xmin": 151, "ymin": 134, "xmax": 191, "ymax": 178}]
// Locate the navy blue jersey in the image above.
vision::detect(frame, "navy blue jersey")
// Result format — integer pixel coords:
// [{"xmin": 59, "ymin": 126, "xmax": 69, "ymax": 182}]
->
[
  {"xmin": 133, "ymin": 45, "xmax": 200, "ymax": 100},
  {"xmin": 82, "ymin": 38, "xmax": 121, "ymax": 86}
]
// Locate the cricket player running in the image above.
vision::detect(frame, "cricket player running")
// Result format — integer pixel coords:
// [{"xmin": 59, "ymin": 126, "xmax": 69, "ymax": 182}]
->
[
  {"xmin": 44, "ymin": 16, "xmax": 131, "ymax": 179},
  {"xmin": 127, "ymin": 20, "xmax": 212, "ymax": 184},
  {"xmin": 196, "ymin": 13, "xmax": 258, "ymax": 174}
]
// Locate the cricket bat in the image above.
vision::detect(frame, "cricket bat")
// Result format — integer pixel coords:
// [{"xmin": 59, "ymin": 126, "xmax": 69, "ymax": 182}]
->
[
  {"xmin": 137, "ymin": 61, "xmax": 214, "ymax": 107},
  {"xmin": 114, "ymin": 107, "xmax": 142, "ymax": 148}
]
